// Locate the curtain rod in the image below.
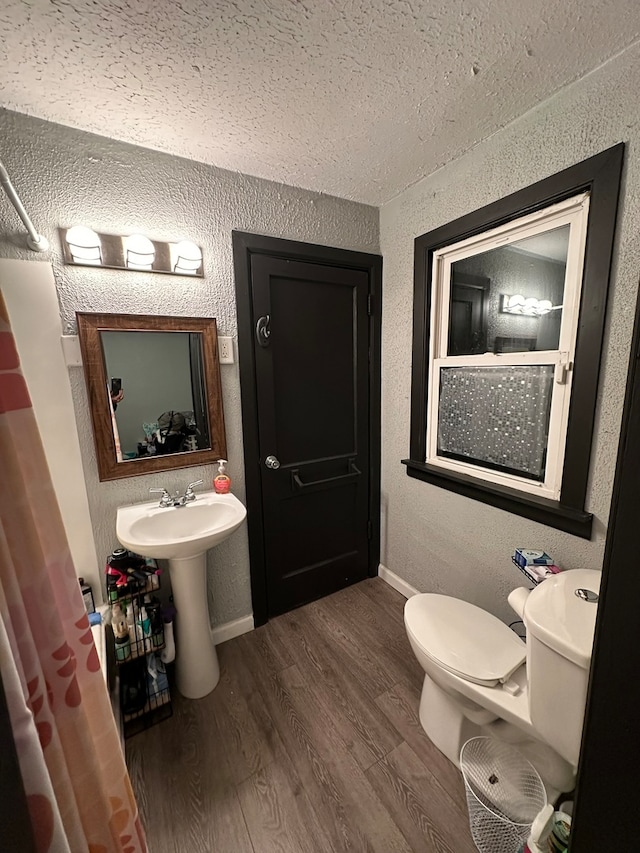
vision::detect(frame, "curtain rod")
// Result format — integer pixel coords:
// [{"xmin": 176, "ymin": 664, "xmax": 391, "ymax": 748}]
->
[{"xmin": 0, "ymin": 160, "xmax": 49, "ymax": 252}]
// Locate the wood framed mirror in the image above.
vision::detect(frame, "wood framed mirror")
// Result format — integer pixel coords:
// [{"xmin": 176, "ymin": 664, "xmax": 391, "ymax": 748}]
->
[{"xmin": 76, "ymin": 313, "xmax": 227, "ymax": 481}]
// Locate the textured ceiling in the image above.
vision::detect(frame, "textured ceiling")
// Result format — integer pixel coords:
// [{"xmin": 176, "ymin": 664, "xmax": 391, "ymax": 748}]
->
[{"xmin": 1, "ymin": 1, "xmax": 640, "ymax": 205}]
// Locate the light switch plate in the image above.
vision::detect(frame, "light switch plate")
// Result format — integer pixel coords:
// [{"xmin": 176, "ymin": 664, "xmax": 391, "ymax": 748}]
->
[
  {"xmin": 61, "ymin": 334, "xmax": 83, "ymax": 367},
  {"xmin": 218, "ymin": 336, "xmax": 234, "ymax": 364}
]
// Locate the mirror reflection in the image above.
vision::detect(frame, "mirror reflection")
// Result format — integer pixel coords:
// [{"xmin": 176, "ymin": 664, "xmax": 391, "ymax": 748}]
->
[
  {"xmin": 76, "ymin": 312, "xmax": 226, "ymax": 482},
  {"xmin": 101, "ymin": 331, "xmax": 210, "ymax": 461},
  {"xmin": 449, "ymin": 224, "xmax": 570, "ymax": 356}
]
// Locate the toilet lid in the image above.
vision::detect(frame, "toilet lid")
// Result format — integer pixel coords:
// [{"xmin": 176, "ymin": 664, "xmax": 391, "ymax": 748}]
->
[{"xmin": 405, "ymin": 594, "xmax": 526, "ymax": 687}]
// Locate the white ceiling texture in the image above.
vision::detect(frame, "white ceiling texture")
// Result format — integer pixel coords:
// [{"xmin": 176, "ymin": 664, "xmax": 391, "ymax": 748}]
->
[{"xmin": 1, "ymin": 0, "xmax": 640, "ymax": 205}]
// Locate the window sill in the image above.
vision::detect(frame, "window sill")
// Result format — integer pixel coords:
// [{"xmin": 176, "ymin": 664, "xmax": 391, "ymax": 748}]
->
[{"xmin": 401, "ymin": 459, "xmax": 592, "ymax": 539}]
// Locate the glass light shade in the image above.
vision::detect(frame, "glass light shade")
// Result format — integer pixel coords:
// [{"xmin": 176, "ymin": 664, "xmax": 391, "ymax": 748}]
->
[
  {"xmin": 506, "ymin": 294, "xmax": 525, "ymax": 313},
  {"xmin": 65, "ymin": 225, "xmax": 102, "ymax": 264},
  {"xmin": 172, "ymin": 240, "xmax": 203, "ymax": 274},
  {"xmin": 502, "ymin": 294, "xmax": 559, "ymax": 319},
  {"xmin": 124, "ymin": 233, "xmax": 155, "ymax": 270}
]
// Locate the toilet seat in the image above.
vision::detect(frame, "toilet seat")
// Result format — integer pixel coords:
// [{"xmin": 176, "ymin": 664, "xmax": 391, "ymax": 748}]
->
[{"xmin": 405, "ymin": 594, "xmax": 526, "ymax": 687}]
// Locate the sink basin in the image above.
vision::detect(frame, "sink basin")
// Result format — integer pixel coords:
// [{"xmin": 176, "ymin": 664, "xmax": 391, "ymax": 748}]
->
[
  {"xmin": 116, "ymin": 490, "xmax": 247, "ymax": 700},
  {"xmin": 116, "ymin": 491, "xmax": 246, "ymax": 559}
]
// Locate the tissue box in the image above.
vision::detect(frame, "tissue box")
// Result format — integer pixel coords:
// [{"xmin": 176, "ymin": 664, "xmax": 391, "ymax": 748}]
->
[
  {"xmin": 526, "ymin": 564, "xmax": 559, "ymax": 581},
  {"xmin": 511, "ymin": 559, "xmax": 563, "ymax": 585},
  {"xmin": 514, "ymin": 549, "xmax": 554, "ymax": 568}
]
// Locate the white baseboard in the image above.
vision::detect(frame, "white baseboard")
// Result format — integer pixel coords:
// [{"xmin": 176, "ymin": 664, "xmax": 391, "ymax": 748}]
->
[
  {"xmin": 378, "ymin": 564, "xmax": 420, "ymax": 599},
  {"xmin": 211, "ymin": 614, "xmax": 255, "ymax": 646}
]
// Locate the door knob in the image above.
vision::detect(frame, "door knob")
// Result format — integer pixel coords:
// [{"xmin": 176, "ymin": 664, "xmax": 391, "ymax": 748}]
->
[{"xmin": 264, "ymin": 455, "xmax": 280, "ymax": 469}]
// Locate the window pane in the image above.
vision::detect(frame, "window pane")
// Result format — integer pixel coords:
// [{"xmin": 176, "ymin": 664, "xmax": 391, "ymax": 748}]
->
[
  {"xmin": 448, "ymin": 225, "xmax": 570, "ymax": 355},
  {"xmin": 437, "ymin": 365, "xmax": 555, "ymax": 481}
]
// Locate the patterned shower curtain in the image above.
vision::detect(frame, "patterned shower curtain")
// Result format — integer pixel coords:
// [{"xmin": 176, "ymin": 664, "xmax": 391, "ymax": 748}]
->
[{"xmin": 0, "ymin": 292, "xmax": 146, "ymax": 853}]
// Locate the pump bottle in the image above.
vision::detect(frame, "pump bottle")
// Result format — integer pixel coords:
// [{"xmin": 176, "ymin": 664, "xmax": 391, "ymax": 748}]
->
[
  {"xmin": 518, "ymin": 804, "xmax": 554, "ymax": 853},
  {"xmin": 213, "ymin": 459, "xmax": 231, "ymax": 494}
]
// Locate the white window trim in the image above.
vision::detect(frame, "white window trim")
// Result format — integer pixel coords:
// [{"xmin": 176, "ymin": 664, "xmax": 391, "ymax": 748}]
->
[{"xmin": 426, "ymin": 192, "xmax": 591, "ymax": 501}]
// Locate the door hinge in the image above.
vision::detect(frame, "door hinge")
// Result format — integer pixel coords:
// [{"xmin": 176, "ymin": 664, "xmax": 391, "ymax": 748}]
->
[
  {"xmin": 367, "ymin": 293, "xmax": 373, "ymax": 316},
  {"xmin": 367, "ymin": 520, "xmax": 373, "ymax": 539}
]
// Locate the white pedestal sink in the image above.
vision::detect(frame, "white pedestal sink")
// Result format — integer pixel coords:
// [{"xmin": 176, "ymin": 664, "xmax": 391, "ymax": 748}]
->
[{"xmin": 116, "ymin": 491, "xmax": 247, "ymax": 699}]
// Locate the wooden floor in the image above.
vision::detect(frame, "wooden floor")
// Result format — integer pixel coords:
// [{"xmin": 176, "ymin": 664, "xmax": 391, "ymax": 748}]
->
[{"xmin": 127, "ymin": 578, "xmax": 477, "ymax": 852}]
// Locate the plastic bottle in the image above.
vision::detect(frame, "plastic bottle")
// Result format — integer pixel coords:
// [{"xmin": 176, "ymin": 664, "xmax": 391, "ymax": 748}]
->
[
  {"xmin": 111, "ymin": 602, "xmax": 131, "ymax": 662},
  {"xmin": 161, "ymin": 618, "xmax": 176, "ymax": 664},
  {"xmin": 106, "ymin": 548, "xmax": 130, "ymax": 602},
  {"xmin": 111, "ymin": 602, "xmax": 126, "ymax": 637},
  {"xmin": 78, "ymin": 577, "xmax": 95, "ymax": 613},
  {"xmin": 548, "ymin": 810, "xmax": 571, "ymax": 851},
  {"xmin": 114, "ymin": 632, "xmax": 131, "ymax": 661},
  {"xmin": 146, "ymin": 652, "xmax": 159, "ymax": 698},
  {"xmin": 517, "ymin": 804, "xmax": 554, "ymax": 853},
  {"xmin": 146, "ymin": 600, "xmax": 164, "ymax": 648},
  {"xmin": 138, "ymin": 606, "xmax": 152, "ymax": 652},
  {"xmin": 160, "ymin": 604, "xmax": 176, "ymax": 664},
  {"xmin": 126, "ymin": 603, "xmax": 136, "ymax": 647},
  {"xmin": 213, "ymin": 459, "xmax": 231, "ymax": 494}
]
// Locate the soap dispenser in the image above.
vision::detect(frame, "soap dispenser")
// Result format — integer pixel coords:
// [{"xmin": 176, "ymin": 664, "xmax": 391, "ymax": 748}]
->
[{"xmin": 213, "ymin": 459, "xmax": 231, "ymax": 494}]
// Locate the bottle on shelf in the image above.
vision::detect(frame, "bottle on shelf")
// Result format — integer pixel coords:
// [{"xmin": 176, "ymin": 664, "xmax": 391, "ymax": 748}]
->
[
  {"xmin": 78, "ymin": 577, "xmax": 95, "ymax": 613},
  {"xmin": 126, "ymin": 602, "xmax": 136, "ymax": 646},
  {"xmin": 111, "ymin": 601, "xmax": 131, "ymax": 662},
  {"xmin": 137, "ymin": 606, "xmax": 152, "ymax": 653},
  {"xmin": 145, "ymin": 600, "xmax": 164, "ymax": 648},
  {"xmin": 161, "ymin": 605, "xmax": 176, "ymax": 664}
]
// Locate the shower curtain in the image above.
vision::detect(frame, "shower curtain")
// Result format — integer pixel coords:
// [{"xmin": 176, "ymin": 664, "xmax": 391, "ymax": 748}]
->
[{"xmin": 0, "ymin": 292, "xmax": 146, "ymax": 853}]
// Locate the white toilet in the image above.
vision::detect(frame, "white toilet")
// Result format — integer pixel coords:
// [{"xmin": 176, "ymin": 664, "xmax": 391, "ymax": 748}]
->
[{"xmin": 404, "ymin": 568, "xmax": 600, "ymax": 800}]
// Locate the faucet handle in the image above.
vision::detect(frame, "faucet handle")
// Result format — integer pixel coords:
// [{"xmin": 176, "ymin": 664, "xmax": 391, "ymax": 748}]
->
[
  {"xmin": 183, "ymin": 479, "xmax": 203, "ymax": 502},
  {"xmin": 149, "ymin": 487, "xmax": 173, "ymax": 507}
]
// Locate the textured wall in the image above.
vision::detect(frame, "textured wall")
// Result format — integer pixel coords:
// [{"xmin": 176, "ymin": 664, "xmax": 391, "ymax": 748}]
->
[
  {"xmin": 380, "ymin": 43, "xmax": 640, "ymax": 623},
  {"xmin": 3, "ymin": 1, "xmax": 640, "ymax": 205},
  {"xmin": 0, "ymin": 108, "xmax": 378, "ymax": 626}
]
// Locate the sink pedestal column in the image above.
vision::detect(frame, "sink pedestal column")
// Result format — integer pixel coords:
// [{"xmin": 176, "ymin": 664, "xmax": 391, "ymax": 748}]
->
[{"xmin": 168, "ymin": 552, "xmax": 220, "ymax": 699}]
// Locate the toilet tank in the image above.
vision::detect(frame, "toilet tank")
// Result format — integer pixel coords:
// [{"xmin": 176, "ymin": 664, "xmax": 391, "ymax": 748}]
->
[{"xmin": 524, "ymin": 568, "xmax": 601, "ymax": 767}]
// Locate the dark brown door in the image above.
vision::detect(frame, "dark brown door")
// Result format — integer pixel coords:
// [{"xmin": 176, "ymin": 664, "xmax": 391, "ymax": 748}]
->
[
  {"xmin": 448, "ymin": 273, "xmax": 490, "ymax": 355},
  {"xmin": 234, "ymin": 234, "xmax": 381, "ymax": 622}
]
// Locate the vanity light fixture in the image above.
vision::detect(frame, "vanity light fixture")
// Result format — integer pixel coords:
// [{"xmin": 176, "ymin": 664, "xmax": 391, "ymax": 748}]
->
[
  {"xmin": 171, "ymin": 240, "xmax": 203, "ymax": 275},
  {"xmin": 124, "ymin": 233, "xmax": 155, "ymax": 270},
  {"xmin": 60, "ymin": 228, "xmax": 204, "ymax": 277},
  {"xmin": 501, "ymin": 294, "xmax": 559, "ymax": 317},
  {"xmin": 65, "ymin": 225, "xmax": 103, "ymax": 265}
]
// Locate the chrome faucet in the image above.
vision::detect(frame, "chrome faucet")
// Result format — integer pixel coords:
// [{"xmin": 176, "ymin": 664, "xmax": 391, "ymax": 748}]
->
[
  {"xmin": 149, "ymin": 487, "xmax": 174, "ymax": 508},
  {"xmin": 181, "ymin": 480, "xmax": 203, "ymax": 504},
  {"xmin": 149, "ymin": 480, "xmax": 203, "ymax": 508}
]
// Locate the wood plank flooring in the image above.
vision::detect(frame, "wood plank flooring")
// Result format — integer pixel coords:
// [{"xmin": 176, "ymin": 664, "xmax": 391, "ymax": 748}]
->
[{"xmin": 126, "ymin": 578, "xmax": 477, "ymax": 852}]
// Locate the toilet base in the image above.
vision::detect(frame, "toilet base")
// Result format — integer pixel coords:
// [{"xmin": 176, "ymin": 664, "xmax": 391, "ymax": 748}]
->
[
  {"xmin": 418, "ymin": 673, "xmax": 574, "ymax": 800},
  {"xmin": 419, "ymin": 672, "xmax": 478, "ymax": 767}
]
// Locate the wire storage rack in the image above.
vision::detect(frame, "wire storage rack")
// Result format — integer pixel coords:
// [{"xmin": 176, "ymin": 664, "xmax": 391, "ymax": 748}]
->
[{"xmin": 106, "ymin": 563, "xmax": 173, "ymax": 738}]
